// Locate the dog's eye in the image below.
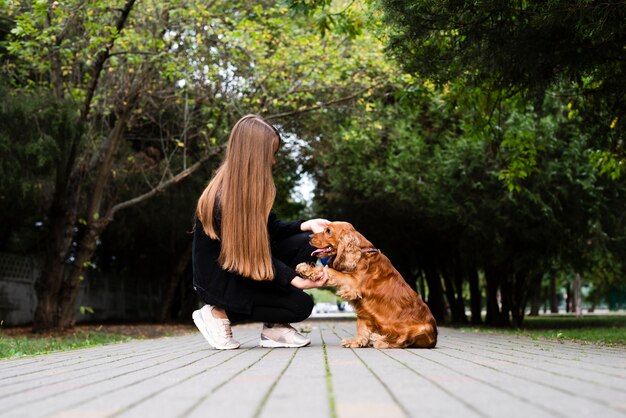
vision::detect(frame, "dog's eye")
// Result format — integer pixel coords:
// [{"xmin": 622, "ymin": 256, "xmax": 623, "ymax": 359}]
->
[{"xmin": 325, "ymin": 228, "xmax": 331, "ymax": 234}]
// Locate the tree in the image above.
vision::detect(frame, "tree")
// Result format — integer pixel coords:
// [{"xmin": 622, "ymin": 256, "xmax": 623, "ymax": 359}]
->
[
  {"xmin": 380, "ymin": 0, "xmax": 626, "ymax": 174},
  {"xmin": 1, "ymin": 0, "xmax": 386, "ymax": 330},
  {"xmin": 283, "ymin": 0, "xmax": 626, "ymax": 326},
  {"xmin": 303, "ymin": 71, "xmax": 626, "ymax": 325}
]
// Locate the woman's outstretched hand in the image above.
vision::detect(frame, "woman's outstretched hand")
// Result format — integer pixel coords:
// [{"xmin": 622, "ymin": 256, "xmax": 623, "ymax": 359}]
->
[
  {"xmin": 291, "ymin": 266, "xmax": 329, "ymax": 289},
  {"xmin": 300, "ymin": 218, "xmax": 330, "ymax": 234}
]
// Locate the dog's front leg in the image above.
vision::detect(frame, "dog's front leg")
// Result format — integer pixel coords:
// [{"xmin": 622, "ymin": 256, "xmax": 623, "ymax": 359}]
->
[
  {"xmin": 341, "ymin": 319, "xmax": 371, "ymax": 348},
  {"xmin": 296, "ymin": 264, "xmax": 361, "ymax": 300},
  {"xmin": 326, "ymin": 270, "xmax": 362, "ymax": 301}
]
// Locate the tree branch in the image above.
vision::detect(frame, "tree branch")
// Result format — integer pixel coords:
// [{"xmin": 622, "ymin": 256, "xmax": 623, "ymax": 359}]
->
[
  {"xmin": 80, "ymin": 0, "xmax": 137, "ymax": 122},
  {"xmin": 265, "ymin": 82, "xmax": 385, "ymax": 120},
  {"xmin": 86, "ymin": 70, "xmax": 147, "ymax": 225},
  {"xmin": 102, "ymin": 147, "xmax": 222, "ymax": 223},
  {"xmin": 109, "ymin": 51, "xmax": 158, "ymax": 57},
  {"xmin": 67, "ymin": 0, "xmax": 137, "ymax": 187}
]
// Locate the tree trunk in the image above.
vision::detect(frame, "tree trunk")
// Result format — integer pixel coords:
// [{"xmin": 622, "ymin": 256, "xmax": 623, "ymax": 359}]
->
[
  {"xmin": 485, "ymin": 266, "xmax": 501, "ymax": 326},
  {"xmin": 423, "ymin": 264, "xmax": 446, "ymax": 323},
  {"xmin": 572, "ymin": 273, "xmax": 582, "ymax": 316},
  {"xmin": 500, "ymin": 275, "xmax": 512, "ymax": 326},
  {"xmin": 529, "ymin": 274, "xmax": 542, "ymax": 316},
  {"xmin": 509, "ymin": 272, "xmax": 529, "ymax": 327},
  {"xmin": 32, "ymin": 0, "xmax": 139, "ymax": 331},
  {"xmin": 33, "ymin": 175, "xmax": 82, "ymax": 331},
  {"xmin": 418, "ymin": 271, "xmax": 426, "ymax": 300},
  {"xmin": 588, "ymin": 291, "xmax": 598, "ymax": 313},
  {"xmin": 565, "ymin": 283, "xmax": 571, "ymax": 313},
  {"xmin": 57, "ymin": 222, "xmax": 107, "ymax": 327},
  {"xmin": 549, "ymin": 274, "xmax": 558, "ymax": 313},
  {"xmin": 159, "ymin": 241, "xmax": 193, "ymax": 322},
  {"xmin": 442, "ymin": 272, "xmax": 460, "ymax": 322},
  {"xmin": 31, "ymin": 0, "xmax": 218, "ymax": 331},
  {"xmin": 529, "ymin": 297, "xmax": 540, "ymax": 316},
  {"xmin": 452, "ymin": 259, "xmax": 468, "ymax": 324},
  {"xmin": 468, "ymin": 268, "xmax": 482, "ymax": 324},
  {"xmin": 54, "ymin": 74, "xmax": 141, "ymax": 329}
]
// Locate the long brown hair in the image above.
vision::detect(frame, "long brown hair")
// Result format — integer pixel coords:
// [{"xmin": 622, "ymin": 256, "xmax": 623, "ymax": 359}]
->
[{"xmin": 196, "ymin": 115, "xmax": 279, "ymax": 281}]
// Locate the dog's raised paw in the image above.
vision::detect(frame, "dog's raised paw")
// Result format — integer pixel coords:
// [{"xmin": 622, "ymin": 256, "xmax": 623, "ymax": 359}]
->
[
  {"xmin": 296, "ymin": 262, "xmax": 318, "ymax": 280},
  {"xmin": 295, "ymin": 263, "xmax": 308, "ymax": 275}
]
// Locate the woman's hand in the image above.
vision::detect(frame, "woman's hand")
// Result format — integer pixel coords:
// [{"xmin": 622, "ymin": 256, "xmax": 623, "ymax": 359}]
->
[
  {"xmin": 291, "ymin": 266, "xmax": 329, "ymax": 289},
  {"xmin": 300, "ymin": 218, "xmax": 330, "ymax": 234}
]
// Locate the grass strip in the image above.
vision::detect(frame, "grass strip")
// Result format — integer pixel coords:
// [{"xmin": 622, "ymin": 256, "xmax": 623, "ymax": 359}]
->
[
  {"xmin": 0, "ymin": 330, "xmax": 134, "ymax": 359},
  {"xmin": 451, "ymin": 315, "xmax": 626, "ymax": 346},
  {"xmin": 320, "ymin": 327, "xmax": 337, "ymax": 418}
]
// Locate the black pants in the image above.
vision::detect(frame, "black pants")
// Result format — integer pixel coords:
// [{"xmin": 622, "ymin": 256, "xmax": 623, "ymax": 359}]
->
[{"xmin": 226, "ymin": 232, "xmax": 316, "ymax": 324}]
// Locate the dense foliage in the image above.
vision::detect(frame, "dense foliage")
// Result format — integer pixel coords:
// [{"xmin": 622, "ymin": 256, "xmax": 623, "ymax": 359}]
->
[
  {"xmin": 284, "ymin": 0, "xmax": 626, "ymax": 325},
  {"xmin": 1, "ymin": 0, "xmax": 624, "ymax": 328},
  {"xmin": 0, "ymin": 0, "xmax": 387, "ymax": 328}
]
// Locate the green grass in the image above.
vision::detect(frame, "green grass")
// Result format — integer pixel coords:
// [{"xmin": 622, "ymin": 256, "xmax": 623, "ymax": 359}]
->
[
  {"xmin": 456, "ymin": 315, "xmax": 626, "ymax": 347},
  {"xmin": 0, "ymin": 330, "xmax": 134, "ymax": 359},
  {"xmin": 305, "ymin": 288, "xmax": 340, "ymax": 303}
]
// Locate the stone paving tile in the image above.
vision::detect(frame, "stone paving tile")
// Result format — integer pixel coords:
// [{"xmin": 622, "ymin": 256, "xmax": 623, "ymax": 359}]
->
[{"xmin": 0, "ymin": 320, "xmax": 625, "ymax": 418}]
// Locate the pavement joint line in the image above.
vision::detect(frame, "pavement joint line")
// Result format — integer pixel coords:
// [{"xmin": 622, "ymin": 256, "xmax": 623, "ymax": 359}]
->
[
  {"xmin": 442, "ymin": 333, "xmax": 626, "ymax": 361},
  {"xmin": 0, "ymin": 338, "xmax": 209, "ymax": 399},
  {"xmin": 333, "ymin": 325, "xmax": 449, "ymax": 417},
  {"xmin": 0, "ymin": 334, "xmax": 196, "ymax": 370},
  {"xmin": 406, "ymin": 347, "xmax": 567, "ymax": 417},
  {"xmin": 336, "ymin": 325, "xmax": 563, "ymax": 417},
  {"xmin": 0, "ymin": 359, "xmax": 43, "ymax": 369},
  {"xmin": 1, "ymin": 322, "xmax": 624, "ymax": 418},
  {"xmin": 439, "ymin": 338, "xmax": 626, "ymax": 388},
  {"xmin": 176, "ymin": 347, "xmax": 274, "ymax": 418},
  {"xmin": 107, "ymin": 343, "xmax": 258, "ymax": 418},
  {"xmin": 429, "ymin": 344, "xmax": 623, "ymax": 413},
  {"xmin": 453, "ymin": 332, "xmax": 626, "ymax": 360},
  {"xmin": 0, "ymin": 348, "xmax": 125, "ymax": 373},
  {"xmin": 328, "ymin": 327, "xmax": 411, "ymax": 418},
  {"xmin": 252, "ymin": 348, "xmax": 299, "ymax": 418},
  {"xmin": 379, "ymin": 349, "xmax": 489, "ymax": 418},
  {"xmin": 0, "ymin": 334, "xmax": 200, "ymax": 368},
  {"xmin": 438, "ymin": 342, "xmax": 626, "ymax": 396},
  {"xmin": 1, "ymin": 338, "xmax": 237, "ymax": 414},
  {"xmin": 0, "ymin": 336, "xmax": 205, "ymax": 386},
  {"xmin": 319, "ymin": 325, "xmax": 337, "ymax": 418}
]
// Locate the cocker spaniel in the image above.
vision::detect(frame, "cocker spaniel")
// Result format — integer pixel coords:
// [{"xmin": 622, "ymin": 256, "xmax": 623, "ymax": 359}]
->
[{"xmin": 297, "ymin": 221, "xmax": 437, "ymax": 349}]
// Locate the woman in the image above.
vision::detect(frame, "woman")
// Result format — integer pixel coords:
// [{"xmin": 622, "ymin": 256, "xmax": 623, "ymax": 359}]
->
[{"xmin": 192, "ymin": 114, "xmax": 329, "ymax": 350}]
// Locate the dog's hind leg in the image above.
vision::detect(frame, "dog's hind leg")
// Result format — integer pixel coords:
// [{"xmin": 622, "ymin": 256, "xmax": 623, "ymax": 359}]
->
[{"xmin": 407, "ymin": 323, "xmax": 437, "ymax": 348}]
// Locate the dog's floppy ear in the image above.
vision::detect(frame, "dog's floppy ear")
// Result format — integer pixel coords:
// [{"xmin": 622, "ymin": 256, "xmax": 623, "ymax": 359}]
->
[{"xmin": 333, "ymin": 231, "xmax": 361, "ymax": 272}]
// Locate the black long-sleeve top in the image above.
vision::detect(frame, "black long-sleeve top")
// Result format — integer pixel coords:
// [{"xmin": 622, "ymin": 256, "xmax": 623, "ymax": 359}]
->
[{"xmin": 192, "ymin": 212, "xmax": 304, "ymax": 314}]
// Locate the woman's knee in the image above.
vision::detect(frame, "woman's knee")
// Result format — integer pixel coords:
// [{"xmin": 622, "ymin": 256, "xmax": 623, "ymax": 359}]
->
[{"xmin": 292, "ymin": 291, "xmax": 315, "ymax": 322}]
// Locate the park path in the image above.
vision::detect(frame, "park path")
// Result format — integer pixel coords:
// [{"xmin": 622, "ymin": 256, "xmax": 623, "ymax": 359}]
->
[{"xmin": 0, "ymin": 320, "xmax": 625, "ymax": 418}]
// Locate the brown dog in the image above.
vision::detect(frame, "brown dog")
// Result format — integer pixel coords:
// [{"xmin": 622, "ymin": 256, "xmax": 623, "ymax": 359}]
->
[{"xmin": 297, "ymin": 221, "xmax": 437, "ymax": 349}]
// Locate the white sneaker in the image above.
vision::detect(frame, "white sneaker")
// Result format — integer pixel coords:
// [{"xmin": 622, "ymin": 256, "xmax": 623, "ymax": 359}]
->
[
  {"xmin": 192, "ymin": 305, "xmax": 240, "ymax": 350},
  {"xmin": 260, "ymin": 323, "xmax": 311, "ymax": 348}
]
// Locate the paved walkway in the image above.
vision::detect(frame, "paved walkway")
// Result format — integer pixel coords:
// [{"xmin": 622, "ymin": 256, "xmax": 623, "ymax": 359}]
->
[{"xmin": 1, "ymin": 320, "xmax": 625, "ymax": 418}]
